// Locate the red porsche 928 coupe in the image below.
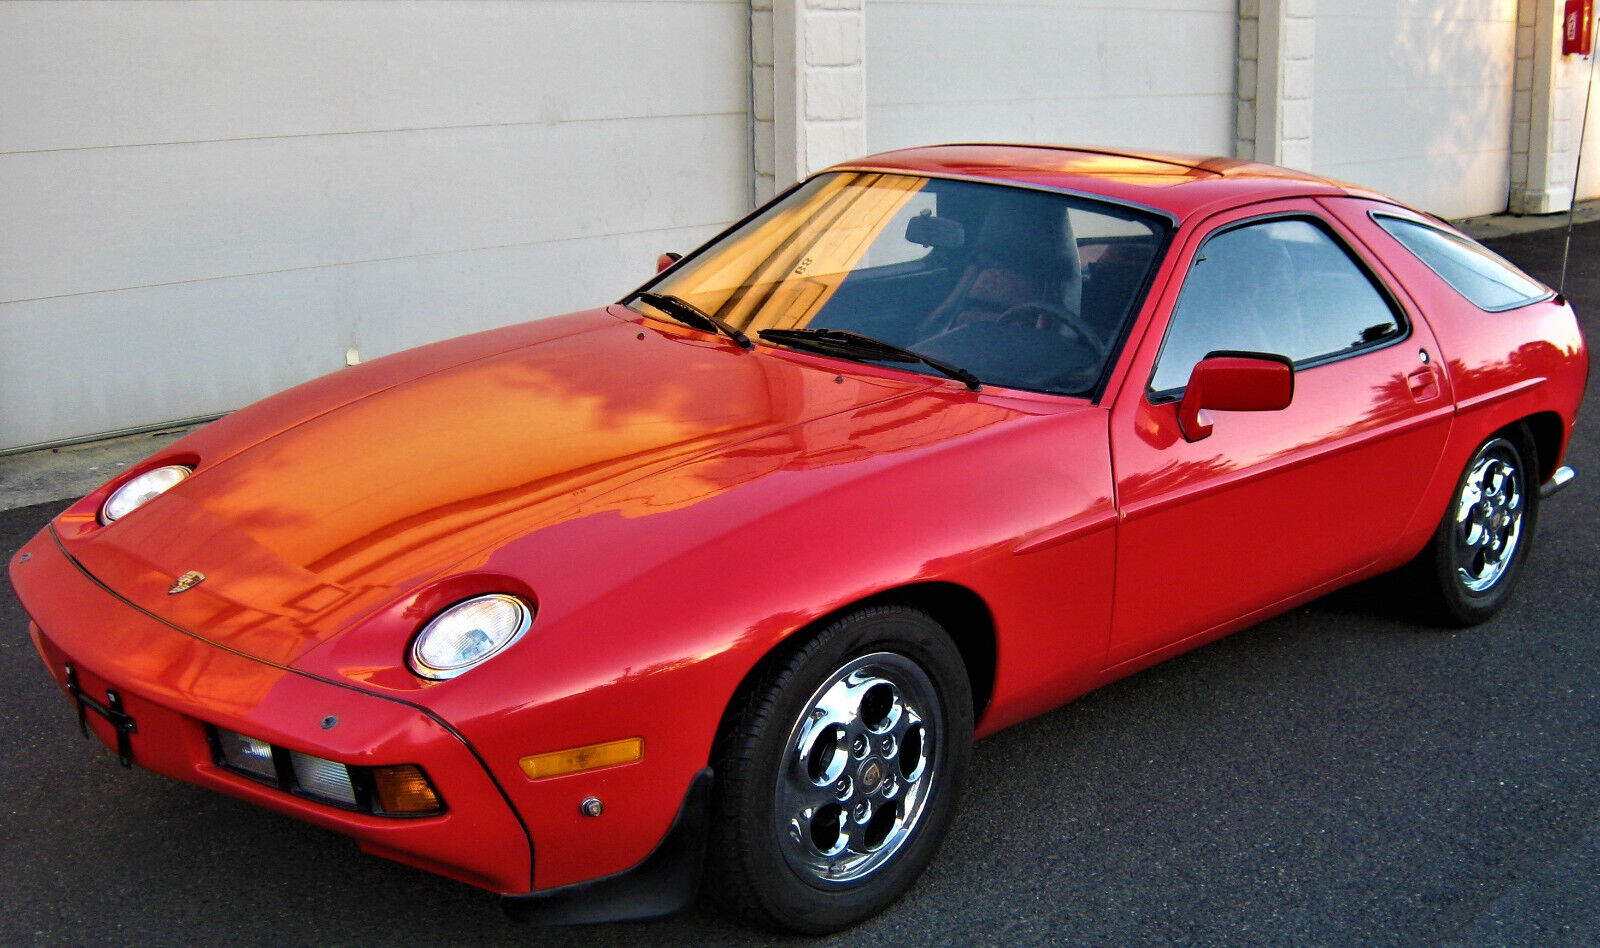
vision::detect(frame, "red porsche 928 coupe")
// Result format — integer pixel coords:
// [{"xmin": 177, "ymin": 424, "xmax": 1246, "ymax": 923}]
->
[{"xmin": 9, "ymin": 145, "xmax": 1587, "ymax": 932}]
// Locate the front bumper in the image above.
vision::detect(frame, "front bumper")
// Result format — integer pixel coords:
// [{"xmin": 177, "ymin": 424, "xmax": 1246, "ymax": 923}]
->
[{"xmin": 9, "ymin": 526, "xmax": 533, "ymax": 895}]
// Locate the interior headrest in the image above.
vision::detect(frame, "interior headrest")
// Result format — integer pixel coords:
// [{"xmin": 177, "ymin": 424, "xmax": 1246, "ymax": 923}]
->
[{"xmin": 975, "ymin": 197, "xmax": 1075, "ymax": 268}]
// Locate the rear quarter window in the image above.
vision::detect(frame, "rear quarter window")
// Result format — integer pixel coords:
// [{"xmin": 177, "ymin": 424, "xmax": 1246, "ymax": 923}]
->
[{"xmin": 1374, "ymin": 214, "xmax": 1552, "ymax": 312}]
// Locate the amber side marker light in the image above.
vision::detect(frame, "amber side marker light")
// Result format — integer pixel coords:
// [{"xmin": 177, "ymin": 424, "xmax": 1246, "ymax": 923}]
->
[
  {"xmin": 519, "ymin": 738, "xmax": 643, "ymax": 780},
  {"xmin": 373, "ymin": 764, "xmax": 444, "ymax": 814}
]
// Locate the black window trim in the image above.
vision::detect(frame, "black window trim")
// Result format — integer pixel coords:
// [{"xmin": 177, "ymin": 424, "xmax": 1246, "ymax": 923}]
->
[
  {"xmin": 1147, "ymin": 210, "xmax": 1413, "ymax": 403},
  {"xmin": 1367, "ymin": 210, "xmax": 1555, "ymax": 314}
]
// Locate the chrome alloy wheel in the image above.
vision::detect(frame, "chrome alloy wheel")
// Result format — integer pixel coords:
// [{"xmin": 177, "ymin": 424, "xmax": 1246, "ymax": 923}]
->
[
  {"xmin": 1453, "ymin": 437, "xmax": 1526, "ymax": 593},
  {"xmin": 774, "ymin": 652, "xmax": 942, "ymax": 885}
]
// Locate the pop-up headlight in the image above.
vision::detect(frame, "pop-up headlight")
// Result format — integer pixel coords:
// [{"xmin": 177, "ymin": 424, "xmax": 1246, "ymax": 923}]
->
[
  {"xmin": 101, "ymin": 464, "xmax": 192, "ymax": 523},
  {"xmin": 408, "ymin": 594, "xmax": 533, "ymax": 680}
]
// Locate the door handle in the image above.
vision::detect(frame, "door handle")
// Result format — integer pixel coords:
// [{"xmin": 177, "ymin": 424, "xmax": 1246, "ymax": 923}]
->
[{"xmin": 1405, "ymin": 365, "xmax": 1441, "ymax": 402}]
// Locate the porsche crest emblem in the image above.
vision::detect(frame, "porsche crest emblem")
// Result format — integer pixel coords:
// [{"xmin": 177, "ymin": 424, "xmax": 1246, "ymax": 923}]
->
[
  {"xmin": 167, "ymin": 570, "xmax": 206, "ymax": 595},
  {"xmin": 859, "ymin": 759, "xmax": 885, "ymax": 794}
]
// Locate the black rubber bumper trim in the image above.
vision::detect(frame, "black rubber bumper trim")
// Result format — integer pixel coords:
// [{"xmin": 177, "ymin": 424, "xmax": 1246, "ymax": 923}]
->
[{"xmin": 501, "ymin": 767, "xmax": 714, "ymax": 926}]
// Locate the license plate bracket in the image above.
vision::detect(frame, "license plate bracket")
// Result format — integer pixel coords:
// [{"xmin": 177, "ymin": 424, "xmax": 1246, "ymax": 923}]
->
[{"xmin": 63, "ymin": 663, "xmax": 138, "ymax": 767}]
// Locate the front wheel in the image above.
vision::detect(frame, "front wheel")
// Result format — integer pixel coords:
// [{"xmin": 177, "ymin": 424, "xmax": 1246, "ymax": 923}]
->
[
  {"xmin": 708, "ymin": 606, "xmax": 973, "ymax": 933},
  {"xmin": 1417, "ymin": 432, "xmax": 1539, "ymax": 626}
]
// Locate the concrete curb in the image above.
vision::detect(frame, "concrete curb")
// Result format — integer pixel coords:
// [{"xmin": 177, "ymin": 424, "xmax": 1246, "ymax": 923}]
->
[
  {"xmin": 0, "ymin": 426, "xmax": 198, "ymax": 512},
  {"xmin": 1452, "ymin": 199, "xmax": 1600, "ymax": 240}
]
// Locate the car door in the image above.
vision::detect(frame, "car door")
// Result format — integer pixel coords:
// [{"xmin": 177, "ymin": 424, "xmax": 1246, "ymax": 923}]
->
[{"xmin": 1104, "ymin": 199, "xmax": 1454, "ymax": 666}]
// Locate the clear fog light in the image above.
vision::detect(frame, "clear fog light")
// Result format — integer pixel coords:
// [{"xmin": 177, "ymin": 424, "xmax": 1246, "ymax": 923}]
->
[
  {"xmin": 290, "ymin": 751, "xmax": 358, "ymax": 807},
  {"xmin": 211, "ymin": 727, "xmax": 439, "ymax": 816},
  {"xmin": 215, "ymin": 728, "xmax": 277, "ymax": 782}
]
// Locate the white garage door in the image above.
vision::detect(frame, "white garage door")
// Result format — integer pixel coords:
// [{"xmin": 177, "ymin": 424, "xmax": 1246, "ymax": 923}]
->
[
  {"xmin": 0, "ymin": 0, "xmax": 751, "ymax": 452},
  {"xmin": 1313, "ymin": 1, "xmax": 1517, "ymax": 219},
  {"xmin": 866, "ymin": 0, "xmax": 1238, "ymax": 157}
]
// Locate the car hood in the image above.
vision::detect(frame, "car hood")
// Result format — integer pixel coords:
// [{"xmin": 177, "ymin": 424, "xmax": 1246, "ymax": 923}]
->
[{"xmin": 59, "ymin": 307, "xmax": 985, "ymax": 666}]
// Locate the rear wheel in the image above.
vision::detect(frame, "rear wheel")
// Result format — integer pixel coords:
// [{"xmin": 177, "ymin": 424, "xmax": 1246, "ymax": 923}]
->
[
  {"xmin": 1417, "ymin": 432, "xmax": 1539, "ymax": 626},
  {"xmin": 708, "ymin": 606, "xmax": 973, "ymax": 933}
]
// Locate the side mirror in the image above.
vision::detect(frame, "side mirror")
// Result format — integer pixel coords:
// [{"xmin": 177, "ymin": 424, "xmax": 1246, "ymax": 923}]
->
[
  {"xmin": 1177, "ymin": 351, "xmax": 1294, "ymax": 442},
  {"xmin": 657, "ymin": 252, "xmax": 683, "ymax": 274}
]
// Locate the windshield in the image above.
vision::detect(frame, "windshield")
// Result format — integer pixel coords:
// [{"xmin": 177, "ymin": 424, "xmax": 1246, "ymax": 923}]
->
[{"xmin": 630, "ymin": 172, "xmax": 1169, "ymax": 396}]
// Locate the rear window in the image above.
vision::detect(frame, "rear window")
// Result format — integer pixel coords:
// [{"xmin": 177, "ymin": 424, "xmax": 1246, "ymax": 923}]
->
[{"xmin": 1374, "ymin": 214, "xmax": 1551, "ymax": 312}]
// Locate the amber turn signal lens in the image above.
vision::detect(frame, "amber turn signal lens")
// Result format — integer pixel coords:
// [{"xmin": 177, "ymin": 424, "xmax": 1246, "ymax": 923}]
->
[
  {"xmin": 519, "ymin": 738, "xmax": 643, "ymax": 780},
  {"xmin": 372, "ymin": 764, "xmax": 443, "ymax": 814}
]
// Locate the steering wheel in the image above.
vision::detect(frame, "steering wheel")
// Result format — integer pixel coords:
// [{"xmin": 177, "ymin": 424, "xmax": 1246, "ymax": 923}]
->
[{"xmin": 996, "ymin": 301, "xmax": 1105, "ymax": 358}]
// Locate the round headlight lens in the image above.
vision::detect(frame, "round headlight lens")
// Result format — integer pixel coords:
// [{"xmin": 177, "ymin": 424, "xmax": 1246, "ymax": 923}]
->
[
  {"xmin": 101, "ymin": 464, "xmax": 192, "ymax": 523},
  {"xmin": 409, "ymin": 594, "xmax": 533, "ymax": 680}
]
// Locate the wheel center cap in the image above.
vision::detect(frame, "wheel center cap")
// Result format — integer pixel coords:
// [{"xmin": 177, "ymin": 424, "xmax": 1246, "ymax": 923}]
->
[{"xmin": 859, "ymin": 758, "xmax": 885, "ymax": 794}]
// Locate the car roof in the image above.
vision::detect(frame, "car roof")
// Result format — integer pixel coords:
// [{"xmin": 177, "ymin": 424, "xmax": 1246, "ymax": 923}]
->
[{"xmin": 840, "ymin": 143, "xmax": 1394, "ymax": 221}]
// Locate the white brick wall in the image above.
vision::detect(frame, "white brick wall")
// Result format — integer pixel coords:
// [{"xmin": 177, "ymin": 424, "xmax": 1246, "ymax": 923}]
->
[
  {"xmin": 1237, "ymin": 0, "xmax": 1314, "ymax": 168},
  {"xmin": 805, "ymin": 10, "xmax": 861, "ymax": 65},
  {"xmin": 1513, "ymin": 0, "xmax": 1600, "ymax": 212},
  {"xmin": 752, "ymin": 0, "xmax": 778, "ymax": 202},
  {"xmin": 754, "ymin": 0, "xmax": 867, "ymax": 194}
]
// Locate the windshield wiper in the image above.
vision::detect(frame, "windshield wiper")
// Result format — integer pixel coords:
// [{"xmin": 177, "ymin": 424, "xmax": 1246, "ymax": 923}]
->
[
  {"xmin": 632, "ymin": 291, "xmax": 752, "ymax": 349},
  {"xmin": 757, "ymin": 328, "xmax": 981, "ymax": 391}
]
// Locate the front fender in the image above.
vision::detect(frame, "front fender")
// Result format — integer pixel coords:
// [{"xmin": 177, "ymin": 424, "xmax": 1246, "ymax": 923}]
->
[{"xmin": 294, "ymin": 391, "xmax": 1117, "ymax": 890}]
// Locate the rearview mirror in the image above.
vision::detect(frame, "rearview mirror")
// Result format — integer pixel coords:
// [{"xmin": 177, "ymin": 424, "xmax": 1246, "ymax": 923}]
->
[
  {"xmin": 905, "ymin": 211, "xmax": 965, "ymax": 249},
  {"xmin": 657, "ymin": 252, "xmax": 683, "ymax": 273},
  {"xmin": 1177, "ymin": 351, "xmax": 1294, "ymax": 442}
]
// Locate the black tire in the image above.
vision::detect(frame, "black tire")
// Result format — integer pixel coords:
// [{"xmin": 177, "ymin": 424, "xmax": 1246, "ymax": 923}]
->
[
  {"xmin": 1416, "ymin": 430, "xmax": 1540, "ymax": 626},
  {"xmin": 707, "ymin": 605, "xmax": 973, "ymax": 933}
]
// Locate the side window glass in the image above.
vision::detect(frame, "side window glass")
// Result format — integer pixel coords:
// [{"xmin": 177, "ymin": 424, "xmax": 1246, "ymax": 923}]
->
[
  {"xmin": 1374, "ymin": 214, "xmax": 1550, "ymax": 312},
  {"xmin": 1150, "ymin": 218, "xmax": 1403, "ymax": 393}
]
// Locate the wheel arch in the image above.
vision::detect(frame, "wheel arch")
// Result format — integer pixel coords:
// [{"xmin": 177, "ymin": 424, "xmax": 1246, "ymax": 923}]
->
[
  {"xmin": 1517, "ymin": 410, "xmax": 1565, "ymax": 484},
  {"xmin": 711, "ymin": 581, "xmax": 997, "ymax": 762}
]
